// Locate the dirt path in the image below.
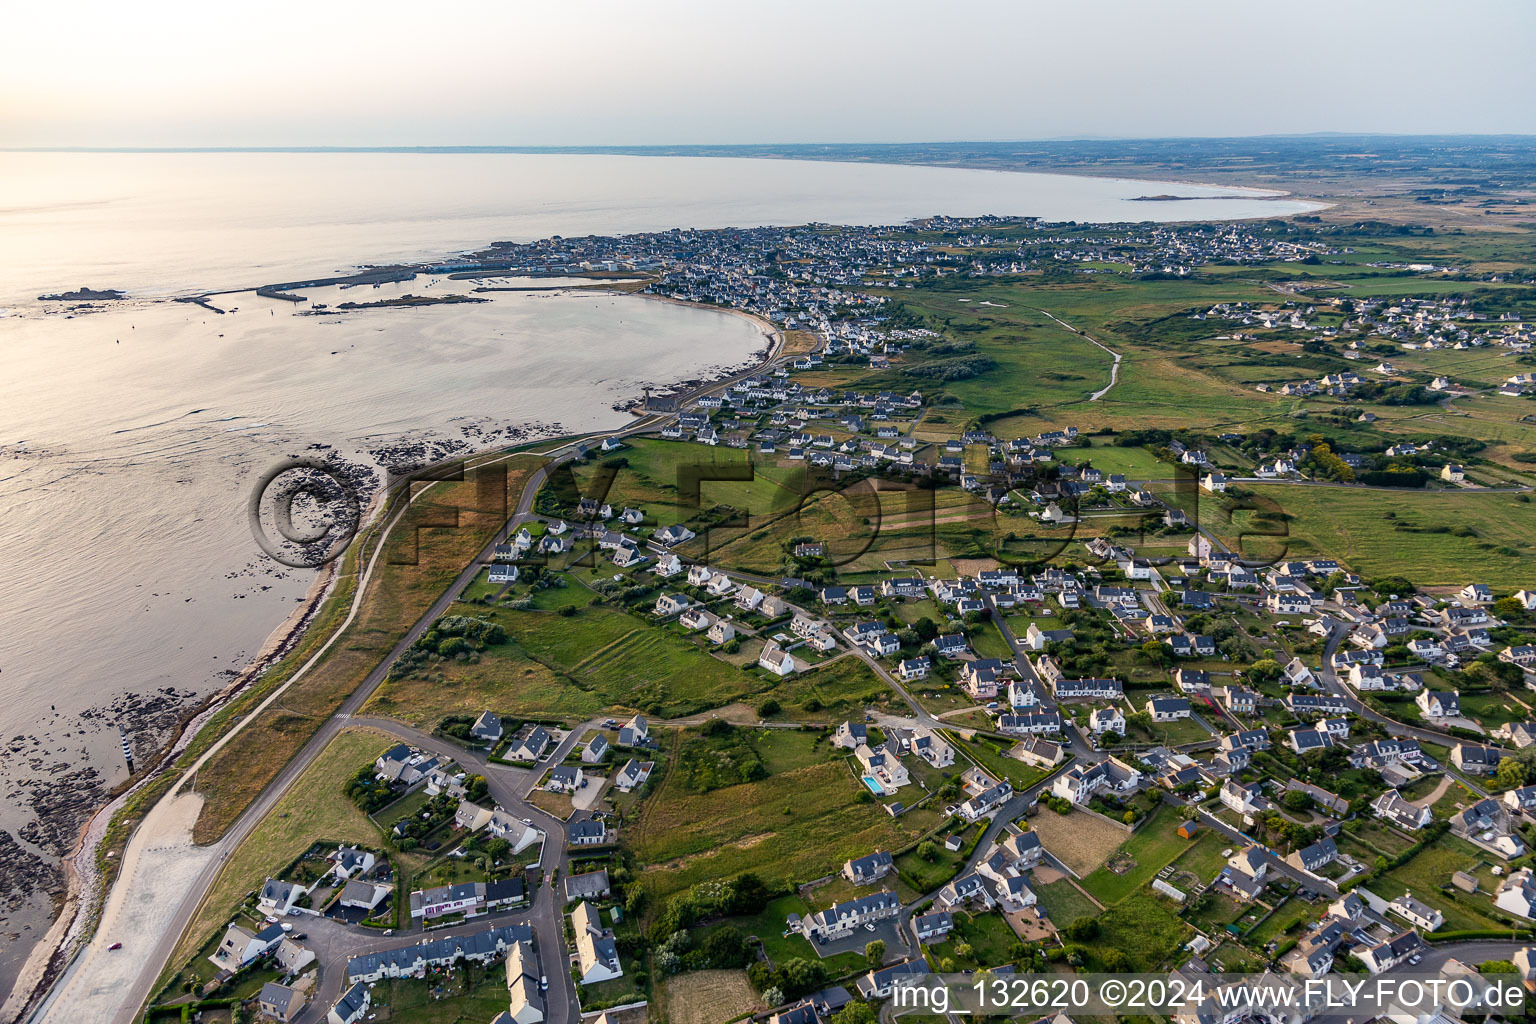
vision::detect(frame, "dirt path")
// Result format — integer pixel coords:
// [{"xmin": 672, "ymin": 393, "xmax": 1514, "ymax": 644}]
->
[{"xmin": 1411, "ymin": 774, "xmax": 1454, "ymax": 809}]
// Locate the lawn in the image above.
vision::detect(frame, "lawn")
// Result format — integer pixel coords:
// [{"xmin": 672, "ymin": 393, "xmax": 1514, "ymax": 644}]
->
[
  {"xmin": 1344, "ymin": 818, "xmax": 1418, "ymax": 857},
  {"xmin": 728, "ymin": 895, "xmax": 869, "ymax": 976},
  {"xmin": 1171, "ymin": 827, "xmax": 1235, "ymax": 885},
  {"xmin": 1382, "ymin": 833, "xmax": 1514, "ymax": 931},
  {"xmin": 927, "ymin": 911, "xmax": 1018, "ymax": 969},
  {"xmin": 630, "ymin": 747, "xmax": 929, "ymax": 907},
  {"xmin": 1056, "ymin": 441, "xmax": 1179, "ymax": 481},
  {"xmin": 1032, "ymin": 876, "xmax": 1099, "ymax": 927},
  {"xmin": 1248, "ymin": 896, "xmax": 1322, "ymax": 946},
  {"xmin": 1237, "ymin": 485, "xmax": 1536, "ymax": 590},
  {"xmin": 894, "ymin": 823, "xmax": 985, "ymax": 893},
  {"xmin": 1080, "ymin": 893, "xmax": 1192, "ymax": 971},
  {"xmin": 969, "ymin": 621, "xmax": 1015, "ymax": 660},
  {"xmin": 1080, "ymin": 804, "xmax": 1194, "ymax": 904}
]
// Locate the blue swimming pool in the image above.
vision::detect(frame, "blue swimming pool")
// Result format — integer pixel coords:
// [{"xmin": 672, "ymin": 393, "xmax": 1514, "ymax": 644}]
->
[{"xmin": 862, "ymin": 775, "xmax": 884, "ymax": 795}]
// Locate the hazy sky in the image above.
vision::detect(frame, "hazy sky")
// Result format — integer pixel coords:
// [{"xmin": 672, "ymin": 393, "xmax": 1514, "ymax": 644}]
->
[{"xmin": 4, "ymin": 0, "xmax": 1534, "ymax": 148}]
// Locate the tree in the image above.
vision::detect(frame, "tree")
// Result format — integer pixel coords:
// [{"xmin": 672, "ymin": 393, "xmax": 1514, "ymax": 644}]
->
[
  {"xmin": 1062, "ymin": 917, "xmax": 1099, "ymax": 941},
  {"xmin": 1497, "ymin": 757, "xmax": 1530, "ymax": 791},
  {"xmin": 701, "ymin": 925, "xmax": 751, "ymax": 968},
  {"xmin": 917, "ymin": 840, "xmax": 939, "ymax": 862},
  {"xmin": 1100, "ymin": 949, "xmax": 1133, "ymax": 972},
  {"xmin": 1494, "ymin": 597, "xmax": 1524, "ymax": 619},
  {"xmin": 864, "ymin": 939, "xmax": 885, "ymax": 969},
  {"xmin": 758, "ymin": 698, "xmax": 781, "ymax": 717},
  {"xmin": 464, "ymin": 775, "xmax": 490, "ymax": 804},
  {"xmin": 1282, "ymin": 789, "xmax": 1313, "ymax": 813},
  {"xmin": 1480, "ymin": 960, "xmax": 1518, "ymax": 975},
  {"xmin": 761, "ymin": 986, "xmax": 785, "ymax": 1008},
  {"xmin": 954, "ymin": 942, "xmax": 976, "ymax": 962},
  {"xmin": 830, "ymin": 1004, "xmax": 877, "ymax": 1024},
  {"xmin": 1246, "ymin": 658, "xmax": 1283, "ymax": 686},
  {"xmin": 729, "ymin": 872, "xmax": 771, "ymax": 914}
]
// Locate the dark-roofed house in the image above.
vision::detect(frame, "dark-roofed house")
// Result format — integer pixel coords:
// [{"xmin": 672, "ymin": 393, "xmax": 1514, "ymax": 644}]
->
[
  {"xmin": 1452, "ymin": 743, "xmax": 1502, "ymax": 775},
  {"xmin": 1286, "ymin": 837, "xmax": 1338, "ymax": 874},
  {"xmin": 573, "ymin": 901, "xmax": 624, "ymax": 984},
  {"xmin": 471, "ymin": 711, "xmax": 503, "ymax": 743},
  {"xmin": 563, "ymin": 868, "xmax": 611, "ymax": 903},
  {"xmin": 507, "ymin": 724, "xmax": 552, "ymax": 762},
  {"xmin": 259, "ymin": 982, "xmax": 307, "ymax": 1022},
  {"xmin": 843, "ymin": 850, "xmax": 894, "ymax": 886},
  {"xmin": 614, "ymin": 758, "xmax": 653, "ymax": 792},
  {"xmin": 856, "ymin": 959, "xmax": 927, "ymax": 1000},
  {"xmin": 346, "ymin": 924, "xmax": 532, "ymax": 982},
  {"xmin": 1359, "ymin": 930, "xmax": 1425, "ymax": 974},
  {"xmin": 1145, "ymin": 696, "xmax": 1191, "ymax": 721},
  {"xmin": 328, "ymin": 982, "xmax": 370, "ymax": 1024},
  {"xmin": 569, "ymin": 818, "xmax": 608, "ymax": 846},
  {"xmin": 258, "ymin": 878, "xmax": 304, "ymax": 916},
  {"xmin": 794, "ymin": 891, "xmax": 899, "ymax": 942},
  {"xmin": 495, "ymin": 940, "xmax": 545, "ymax": 1024},
  {"xmin": 1372, "ymin": 790, "xmax": 1433, "ymax": 831},
  {"xmin": 914, "ymin": 910, "xmax": 953, "ymax": 943}
]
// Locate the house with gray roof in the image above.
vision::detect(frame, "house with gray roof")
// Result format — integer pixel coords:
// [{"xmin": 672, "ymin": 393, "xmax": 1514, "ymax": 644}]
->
[{"xmin": 259, "ymin": 982, "xmax": 307, "ymax": 1022}]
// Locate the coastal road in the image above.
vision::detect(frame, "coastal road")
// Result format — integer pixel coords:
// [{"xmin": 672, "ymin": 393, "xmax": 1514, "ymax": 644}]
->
[
  {"xmin": 29, "ymin": 298, "xmax": 796, "ymax": 1024},
  {"xmin": 102, "ymin": 446, "xmax": 567, "ymax": 1024}
]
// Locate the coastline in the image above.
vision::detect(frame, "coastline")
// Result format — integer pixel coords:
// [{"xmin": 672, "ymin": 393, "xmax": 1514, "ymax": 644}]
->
[
  {"xmin": 5, "ymin": 282, "xmax": 783, "ymax": 1024},
  {"xmin": 2, "ymin": 557, "xmax": 341, "ymax": 1023}
]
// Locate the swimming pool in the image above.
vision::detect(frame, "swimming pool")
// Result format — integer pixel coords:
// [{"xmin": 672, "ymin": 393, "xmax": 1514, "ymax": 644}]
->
[{"xmin": 862, "ymin": 776, "xmax": 885, "ymax": 796}]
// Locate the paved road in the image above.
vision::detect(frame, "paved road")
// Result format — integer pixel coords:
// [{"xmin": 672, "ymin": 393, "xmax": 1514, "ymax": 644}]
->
[
  {"xmin": 1314, "ymin": 621, "xmax": 1501, "ymax": 796},
  {"xmin": 1389, "ymin": 939, "xmax": 1531, "ymax": 974},
  {"xmin": 289, "ymin": 716, "xmax": 596, "ymax": 1024}
]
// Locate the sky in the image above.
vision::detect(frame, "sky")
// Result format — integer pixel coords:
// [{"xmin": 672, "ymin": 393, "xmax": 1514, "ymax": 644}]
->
[{"xmin": 3, "ymin": 0, "xmax": 1534, "ymax": 148}]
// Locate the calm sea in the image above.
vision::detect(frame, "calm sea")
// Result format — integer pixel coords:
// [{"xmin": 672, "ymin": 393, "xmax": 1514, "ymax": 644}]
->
[{"xmin": 0, "ymin": 151, "xmax": 1316, "ymax": 999}]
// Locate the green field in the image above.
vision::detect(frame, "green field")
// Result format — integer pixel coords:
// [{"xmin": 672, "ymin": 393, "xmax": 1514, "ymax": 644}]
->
[
  {"xmin": 369, "ymin": 599, "xmax": 893, "ymax": 724},
  {"xmin": 1081, "ymin": 804, "xmax": 1196, "ymax": 904},
  {"xmin": 1238, "ymin": 485, "xmax": 1536, "ymax": 589},
  {"xmin": 630, "ymin": 743, "xmax": 933, "ymax": 905},
  {"xmin": 1079, "ymin": 893, "xmax": 1192, "ymax": 971},
  {"xmin": 1381, "ymin": 834, "xmax": 1514, "ymax": 931}
]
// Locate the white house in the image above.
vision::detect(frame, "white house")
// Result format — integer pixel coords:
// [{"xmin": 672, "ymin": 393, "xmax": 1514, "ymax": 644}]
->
[
  {"xmin": 572, "ymin": 902, "xmax": 624, "ymax": 985},
  {"xmin": 759, "ymin": 643, "xmax": 796, "ymax": 676}
]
